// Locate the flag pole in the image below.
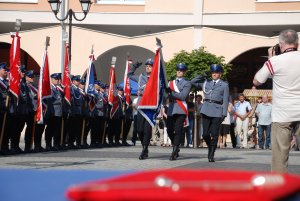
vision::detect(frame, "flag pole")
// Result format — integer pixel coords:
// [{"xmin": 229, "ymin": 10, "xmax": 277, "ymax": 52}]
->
[{"xmin": 121, "ymin": 52, "xmax": 130, "ymax": 143}]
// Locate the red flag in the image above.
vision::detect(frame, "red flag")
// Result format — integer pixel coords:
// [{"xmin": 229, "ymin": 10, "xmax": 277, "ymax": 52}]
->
[
  {"xmin": 9, "ymin": 32, "xmax": 21, "ymax": 98},
  {"xmin": 62, "ymin": 43, "xmax": 71, "ymax": 105},
  {"xmin": 36, "ymin": 50, "xmax": 51, "ymax": 124},
  {"xmin": 123, "ymin": 59, "xmax": 132, "ymax": 106},
  {"xmin": 108, "ymin": 57, "xmax": 119, "ymax": 118}
]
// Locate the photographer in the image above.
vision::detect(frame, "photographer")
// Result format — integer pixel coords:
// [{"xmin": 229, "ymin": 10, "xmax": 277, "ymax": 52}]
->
[{"xmin": 253, "ymin": 29, "xmax": 300, "ymax": 173}]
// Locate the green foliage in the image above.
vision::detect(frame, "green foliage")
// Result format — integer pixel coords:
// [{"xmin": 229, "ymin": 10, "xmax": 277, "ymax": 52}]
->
[{"xmin": 165, "ymin": 47, "xmax": 231, "ymax": 81}]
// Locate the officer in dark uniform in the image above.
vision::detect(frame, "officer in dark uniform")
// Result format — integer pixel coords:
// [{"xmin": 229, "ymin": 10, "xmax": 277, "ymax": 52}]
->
[
  {"xmin": 0, "ymin": 62, "xmax": 10, "ymax": 155},
  {"xmin": 45, "ymin": 73, "xmax": 63, "ymax": 151},
  {"xmin": 11, "ymin": 65, "xmax": 30, "ymax": 154},
  {"xmin": 167, "ymin": 63, "xmax": 191, "ymax": 160},
  {"xmin": 78, "ymin": 78, "xmax": 90, "ymax": 148},
  {"xmin": 68, "ymin": 75, "xmax": 84, "ymax": 149},
  {"xmin": 23, "ymin": 70, "xmax": 37, "ymax": 153},
  {"xmin": 191, "ymin": 64, "xmax": 229, "ymax": 162},
  {"xmin": 127, "ymin": 58, "xmax": 153, "ymax": 159}
]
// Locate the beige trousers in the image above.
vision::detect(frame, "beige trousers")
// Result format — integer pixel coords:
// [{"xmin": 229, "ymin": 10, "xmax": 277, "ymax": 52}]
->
[
  {"xmin": 271, "ymin": 121, "xmax": 300, "ymax": 173},
  {"xmin": 236, "ymin": 117, "xmax": 249, "ymax": 148}
]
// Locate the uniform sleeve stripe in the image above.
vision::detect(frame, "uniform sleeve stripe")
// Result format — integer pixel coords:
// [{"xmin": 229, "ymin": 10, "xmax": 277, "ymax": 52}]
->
[{"xmin": 265, "ymin": 60, "xmax": 274, "ymax": 75}]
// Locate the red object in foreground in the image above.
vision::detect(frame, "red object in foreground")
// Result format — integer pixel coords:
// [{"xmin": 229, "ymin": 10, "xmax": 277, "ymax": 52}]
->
[{"xmin": 66, "ymin": 169, "xmax": 300, "ymax": 201}]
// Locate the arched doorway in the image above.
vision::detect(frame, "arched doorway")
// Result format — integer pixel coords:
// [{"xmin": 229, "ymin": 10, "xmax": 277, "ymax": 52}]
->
[
  {"xmin": 228, "ymin": 47, "xmax": 272, "ymax": 92},
  {"xmin": 93, "ymin": 45, "xmax": 155, "ymax": 84},
  {"xmin": 0, "ymin": 42, "xmax": 40, "ymax": 74}
]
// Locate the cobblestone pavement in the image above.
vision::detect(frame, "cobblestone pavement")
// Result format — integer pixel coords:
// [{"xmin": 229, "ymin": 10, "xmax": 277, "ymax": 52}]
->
[{"xmin": 1, "ymin": 143, "xmax": 299, "ymax": 175}]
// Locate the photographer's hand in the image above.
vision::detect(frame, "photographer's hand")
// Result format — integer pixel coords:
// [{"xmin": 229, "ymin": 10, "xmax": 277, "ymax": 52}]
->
[{"xmin": 268, "ymin": 47, "xmax": 275, "ymax": 59}]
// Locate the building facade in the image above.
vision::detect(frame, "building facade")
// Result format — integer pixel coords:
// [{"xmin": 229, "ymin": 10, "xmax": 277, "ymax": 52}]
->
[{"xmin": 0, "ymin": 0, "xmax": 299, "ymax": 88}]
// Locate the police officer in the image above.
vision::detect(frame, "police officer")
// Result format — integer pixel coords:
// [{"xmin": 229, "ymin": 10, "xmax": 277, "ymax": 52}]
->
[
  {"xmin": 0, "ymin": 62, "xmax": 10, "ymax": 155},
  {"xmin": 167, "ymin": 63, "xmax": 191, "ymax": 161},
  {"xmin": 90, "ymin": 80, "xmax": 106, "ymax": 148},
  {"xmin": 68, "ymin": 75, "xmax": 84, "ymax": 149},
  {"xmin": 45, "ymin": 73, "xmax": 63, "ymax": 151},
  {"xmin": 127, "ymin": 58, "xmax": 153, "ymax": 159},
  {"xmin": 191, "ymin": 64, "xmax": 229, "ymax": 162},
  {"xmin": 11, "ymin": 65, "xmax": 30, "ymax": 154},
  {"xmin": 23, "ymin": 70, "xmax": 37, "ymax": 153}
]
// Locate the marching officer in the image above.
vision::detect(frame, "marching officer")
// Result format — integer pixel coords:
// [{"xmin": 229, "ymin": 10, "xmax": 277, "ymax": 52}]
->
[
  {"xmin": 167, "ymin": 63, "xmax": 191, "ymax": 161},
  {"xmin": 45, "ymin": 73, "xmax": 63, "ymax": 151},
  {"xmin": 191, "ymin": 64, "xmax": 229, "ymax": 162},
  {"xmin": 23, "ymin": 70, "xmax": 38, "ymax": 153},
  {"xmin": 68, "ymin": 75, "xmax": 84, "ymax": 149},
  {"xmin": 127, "ymin": 58, "xmax": 153, "ymax": 159},
  {"xmin": 0, "ymin": 62, "xmax": 10, "ymax": 155}
]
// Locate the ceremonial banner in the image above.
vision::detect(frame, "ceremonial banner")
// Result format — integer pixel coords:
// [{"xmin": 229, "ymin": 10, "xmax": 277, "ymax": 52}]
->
[
  {"xmin": 62, "ymin": 43, "xmax": 71, "ymax": 105},
  {"xmin": 9, "ymin": 32, "xmax": 21, "ymax": 99},
  {"xmin": 138, "ymin": 39, "xmax": 168, "ymax": 127},
  {"xmin": 85, "ymin": 53, "xmax": 96, "ymax": 112},
  {"xmin": 123, "ymin": 59, "xmax": 132, "ymax": 106},
  {"xmin": 36, "ymin": 47, "xmax": 51, "ymax": 124},
  {"xmin": 108, "ymin": 57, "xmax": 119, "ymax": 118}
]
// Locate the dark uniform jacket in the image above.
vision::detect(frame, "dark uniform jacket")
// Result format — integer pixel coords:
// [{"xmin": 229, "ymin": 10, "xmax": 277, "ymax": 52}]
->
[
  {"xmin": 92, "ymin": 90, "xmax": 107, "ymax": 117},
  {"xmin": 70, "ymin": 84, "xmax": 83, "ymax": 116},
  {"xmin": 0, "ymin": 77, "xmax": 8, "ymax": 114},
  {"xmin": 26, "ymin": 82, "xmax": 38, "ymax": 113},
  {"xmin": 17, "ymin": 79, "xmax": 31, "ymax": 115},
  {"xmin": 47, "ymin": 83, "xmax": 63, "ymax": 117}
]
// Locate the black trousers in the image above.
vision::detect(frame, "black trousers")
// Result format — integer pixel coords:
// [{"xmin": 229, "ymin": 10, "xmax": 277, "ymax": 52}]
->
[
  {"xmin": 202, "ymin": 114, "xmax": 223, "ymax": 148},
  {"xmin": 68, "ymin": 115, "xmax": 82, "ymax": 146},
  {"xmin": 230, "ymin": 123, "xmax": 237, "ymax": 148},
  {"xmin": 123, "ymin": 118, "xmax": 132, "ymax": 143},
  {"xmin": 11, "ymin": 114, "xmax": 26, "ymax": 149},
  {"xmin": 137, "ymin": 112, "xmax": 152, "ymax": 146},
  {"xmin": 132, "ymin": 115, "xmax": 138, "ymax": 143},
  {"xmin": 34, "ymin": 123, "xmax": 46, "ymax": 148},
  {"xmin": 45, "ymin": 116, "xmax": 62, "ymax": 147},
  {"xmin": 90, "ymin": 116, "xmax": 104, "ymax": 145},
  {"xmin": 108, "ymin": 118, "xmax": 122, "ymax": 144},
  {"xmin": 0, "ymin": 112, "xmax": 10, "ymax": 151},
  {"xmin": 166, "ymin": 114, "xmax": 186, "ymax": 146},
  {"xmin": 82, "ymin": 117, "xmax": 90, "ymax": 145},
  {"xmin": 24, "ymin": 113, "xmax": 35, "ymax": 148}
]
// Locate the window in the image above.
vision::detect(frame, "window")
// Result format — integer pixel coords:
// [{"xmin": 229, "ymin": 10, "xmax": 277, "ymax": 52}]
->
[
  {"xmin": 0, "ymin": 0, "xmax": 38, "ymax": 3},
  {"xmin": 97, "ymin": 0, "xmax": 145, "ymax": 5}
]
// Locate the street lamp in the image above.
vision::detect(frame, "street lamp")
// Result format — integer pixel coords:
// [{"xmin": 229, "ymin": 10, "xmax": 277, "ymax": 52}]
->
[{"xmin": 48, "ymin": 0, "xmax": 92, "ymax": 66}]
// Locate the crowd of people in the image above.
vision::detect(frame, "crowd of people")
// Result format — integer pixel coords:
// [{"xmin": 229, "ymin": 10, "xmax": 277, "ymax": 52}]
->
[{"xmin": 0, "ymin": 29, "xmax": 299, "ymax": 174}]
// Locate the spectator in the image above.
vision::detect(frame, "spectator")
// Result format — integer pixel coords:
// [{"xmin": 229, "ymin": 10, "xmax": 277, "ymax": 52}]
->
[
  {"xmin": 234, "ymin": 93, "xmax": 252, "ymax": 148},
  {"xmin": 218, "ymin": 102, "xmax": 233, "ymax": 148},
  {"xmin": 253, "ymin": 29, "xmax": 300, "ymax": 173},
  {"xmin": 255, "ymin": 95, "xmax": 272, "ymax": 150}
]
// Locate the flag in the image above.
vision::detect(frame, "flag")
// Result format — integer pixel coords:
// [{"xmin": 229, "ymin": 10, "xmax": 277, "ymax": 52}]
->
[
  {"xmin": 138, "ymin": 45, "xmax": 168, "ymax": 127},
  {"xmin": 62, "ymin": 43, "xmax": 71, "ymax": 105},
  {"xmin": 85, "ymin": 53, "xmax": 96, "ymax": 111},
  {"xmin": 9, "ymin": 32, "xmax": 21, "ymax": 98},
  {"xmin": 123, "ymin": 59, "xmax": 132, "ymax": 106},
  {"xmin": 36, "ymin": 50, "xmax": 51, "ymax": 124},
  {"xmin": 108, "ymin": 58, "xmax": 119, "ymax": 118}
]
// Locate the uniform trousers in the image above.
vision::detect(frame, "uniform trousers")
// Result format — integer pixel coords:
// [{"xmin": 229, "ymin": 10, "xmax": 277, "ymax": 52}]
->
[
  {"xmin": 82, "ymin": 118, "xmax": 90, "ymax": 145},
  {"xmin": 108, "ymin": 118, "xmax": 122, "ymax": 144},
  {"xmin": 137, "ymin": 112, "xmax": 152, "ymax": 146},
  {"xmin": 68, "ymin": 115, "xmax": 82, "ymax": 146},
  {"xmin": 201, "ymin": 114, "xmax": 223, "ymax": 149},
  {"xmin": 45, "ymin": 116, "xmax": 62, "ymax": 147},
  {"xmin": 123, "ymin": 118, "xmax": 132, "ymax": 143},
  {"xmin": 271, "ymin": 121, "xmax": 300, "ymax": 173},
  {"xmin": 24, "ymin": 113, "xmax": 35, "ymax": 149},
  {"xmin": 34, "ymin": 123, "xmax": 46, "ymax": 148},
  {"xmin": 0, "ymin": 112, "xmax": 10, "ymax": 151},
  {"xmin": 11, "ymin": 114, "xmax": 26, "ymax": 149},
  {"xmin": 166, "ymin": 114, "xmax": 186, "ymax": 146},
  {"xmin": 90, "ymin": 116, "xmax": 104, "ymax": 145}
]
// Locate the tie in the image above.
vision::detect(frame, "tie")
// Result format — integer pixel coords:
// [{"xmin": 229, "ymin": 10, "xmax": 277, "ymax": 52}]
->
[
  {"xmin": 176, "ymin": 79, "xmax": 179, "ymax": 84},
  {"xmin": 213, "ymin": 81, "xmax": 216, "ymax": 86}
]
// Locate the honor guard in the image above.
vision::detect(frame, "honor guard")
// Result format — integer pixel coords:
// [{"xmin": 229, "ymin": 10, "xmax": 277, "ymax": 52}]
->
[
  {"xmin": 90, "ymin": 80, "xmax": 106, "ymax": 148},
  {"xmin": 107, "ymin": 85, "xmax": 124, "ymax": 146},
  {"xmin": 45, "ymin": 73, "xmax": 63, "ymax": 151},
  {"xmin": 10, "ymin": 65, "xmax": 30, "ymax": 154},
  {"xmin": 78, "ymin": 78, "xmax": 90, "ymax": 148},
  {"xmin": 23, "ymin": 70, "xmax": 38, "ymax": 153},
  {"xmin": 68, "ymin": 75, "xmax": 84, "ymax": 149},
  {"xmin": 167, "ymin": 63, "xmax": 191, "ymax": 160},
  {"xmin": 0, "ymin": 63, "xmax": 10, "ymax": 155},
  {"xmin": 127, "ymin": 58, "xmax": 153, "ymax": 159},
  {"xmin": 191, "ymin": 64, "xmax": 229, "ymax": 162}
]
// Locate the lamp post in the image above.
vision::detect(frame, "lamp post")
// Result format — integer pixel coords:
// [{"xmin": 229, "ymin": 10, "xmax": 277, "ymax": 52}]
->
[{"xmin": 48, "ymin": 0, "xmax": 92, "ymax": 69}]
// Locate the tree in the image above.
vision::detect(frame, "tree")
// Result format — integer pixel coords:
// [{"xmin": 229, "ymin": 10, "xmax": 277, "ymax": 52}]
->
[{"xmin": 165, "ymin": 47, "xmax": 231, "ymax": 81}]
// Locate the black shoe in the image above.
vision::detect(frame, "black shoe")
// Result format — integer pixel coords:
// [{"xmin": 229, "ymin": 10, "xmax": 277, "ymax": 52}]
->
[
  {"xmin": 10, "ymin": 147, "xmax": 23, "ymax": 155},
  {"xmin": 208, "ymin": 158, "xmax": 215, "ymax": 162},
  {"xmin": 139, "ymin": 146, "xmax": 149, "ymax": 160},
  {"xmin": 52, "ymin": 145, "xmax": 60, "ymax": 151},
  {"xmin": 24, "ymin": 148, "xmax": 33, "ymax": 153},
  {"xmin": 45, "ymin": 146, "xmax": 53, "ymax": 152},
  {"xmin": 0, "ymin": 149, "xmax": 11, "ymax": 156},
  {"xmin": 122, "ymin": 142, "xmax": 131, "ymax": 146},
  {"xmin": 33, "ymin": 146, "xmax": 46, "ymax": 153},
  {"xmin": 67, "ymin": 144, "xmax": 76, "ymax": 150},
  {"xmin": 169, "ymin": 146, "xmax": 180, "ymax": 161},
  {"xmin": 114, "ymin": 142, "xmax": 122, "ymax": 147}
]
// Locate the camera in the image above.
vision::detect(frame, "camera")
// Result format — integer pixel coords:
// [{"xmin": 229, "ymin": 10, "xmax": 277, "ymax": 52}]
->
[{"xmin": 273, "ymin": 44, "xmax": 281, "ymax": 55}]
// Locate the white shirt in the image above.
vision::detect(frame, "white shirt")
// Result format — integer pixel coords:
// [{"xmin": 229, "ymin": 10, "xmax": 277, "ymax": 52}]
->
[
  {"xmin": 234, "ymin": 101, "xmax": 252, "ymax": 116},
  {"xmin": 255, "ymin": 51, "xmax": 300, "ymax": 122},
  {"xmin": 132, "ymin": 97, "xmax": 138, "ymax": 116}
]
